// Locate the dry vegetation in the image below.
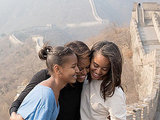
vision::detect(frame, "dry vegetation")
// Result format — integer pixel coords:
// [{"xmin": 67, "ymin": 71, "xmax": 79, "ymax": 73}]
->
[
  {"xmin": 0, "ymin": 36, "xmax": 45, "ymax": 119},
  {"xmin": 85, "ymin": 24, "xmax": 139, "ymax": 104}
]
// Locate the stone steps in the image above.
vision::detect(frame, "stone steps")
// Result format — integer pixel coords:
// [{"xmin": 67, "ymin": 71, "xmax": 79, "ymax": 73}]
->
[
  {"xmin": 139, "ymin": 27, "xmax": 158, "ymax": 41},
  {"xmin": 143, "ymin": 45, "xmax": 160, "ymax": 53},
  {"xmin": 142, "ymin": 40, "xmax": 160, "ymax": 45}
]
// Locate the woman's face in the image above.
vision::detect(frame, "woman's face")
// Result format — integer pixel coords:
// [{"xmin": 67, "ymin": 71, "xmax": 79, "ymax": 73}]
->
[
  {"xmin": 76, "ymin": 57, "xmax": 90, "ymax": 82},
  {"xmin": 60, "ymin": 54, "xmax": 79, "ymax": 83},
  {"xmin": 90, "ymin": 52, "xmax": 110, "ymax": 80}
]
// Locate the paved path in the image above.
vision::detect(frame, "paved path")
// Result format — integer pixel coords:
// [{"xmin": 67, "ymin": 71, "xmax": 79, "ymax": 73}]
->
[{"xmin": 139, "ymin": 26, "xmax": 160, "ymax": 53}]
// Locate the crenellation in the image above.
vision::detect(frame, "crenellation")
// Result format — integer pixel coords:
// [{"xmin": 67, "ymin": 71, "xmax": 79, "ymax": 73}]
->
[
  {"xmin": 129, "ymin": 2, "xmax": 160, "ymax": 119},
  {"xmin": 144, "ymin": 98, "xmax": 153, "ymax": 119},
  {"xmin": 152, "ymin": 12, "xmax": 160, "ymax": 42},
  {"xmin": 156, "ymin": 56, "xmax": 160, "ymax": 66},
  {"xmin": 126, "ymin": 114, "xmax": 133, "ymax": 120},
  {"xmin": 32, "ymin": 35, "xmax": 44, "ymax": 53},
  {"xmin": 133, "ymin": 107, "xmax": 141, "ymax": 120},
  {"xmin": 141, "ymin": 104, "xmax": 148, "ymax": 120},
  {"xmin": 142, "ymin": 2, "xmax": 160, "ymax": 11},
  {"xmin": 9, "ymin": 34, "xmax": 23, "ymax": 45}
]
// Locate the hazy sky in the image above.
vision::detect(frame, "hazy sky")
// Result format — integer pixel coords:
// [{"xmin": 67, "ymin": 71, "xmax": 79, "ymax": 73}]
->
[{"xmin": 0, "ymin": 0, "xmax": 160, "ymax": 33}]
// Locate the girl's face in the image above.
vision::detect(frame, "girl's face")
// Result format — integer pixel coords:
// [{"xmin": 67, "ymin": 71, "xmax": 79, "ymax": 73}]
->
[
  {"xmin": 60, "ymin": 54, "xmax": 79, "ymax": 83},
  {"xmin": 90, "ymin": 52, "xmax": 110, "ymax": 80},
  {"xmin": 77, "ymin": 57, "xmax": 90, "ymax": 82}
]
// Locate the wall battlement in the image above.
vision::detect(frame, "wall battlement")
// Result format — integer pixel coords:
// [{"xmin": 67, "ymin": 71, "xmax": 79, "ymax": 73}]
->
[
  {"xmin": 152, "ymin": 13, "xmax": 160, "ymax": 42},
  {"xmin": 32, "ymin": 35, "xmax": 44, "ymax": 53},
  {"xmin": 128, "ymin": 2, "xmax": 160, "ymax": 120}
]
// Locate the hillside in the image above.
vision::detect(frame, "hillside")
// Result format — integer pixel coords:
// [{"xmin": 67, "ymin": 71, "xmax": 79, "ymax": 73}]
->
[{"xmin": 0, "ymin": 36, "xmax": 46, "ymax": 119}]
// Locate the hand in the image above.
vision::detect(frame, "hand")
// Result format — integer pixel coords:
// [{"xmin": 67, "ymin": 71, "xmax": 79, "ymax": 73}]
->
[{"xmin": 10, "ymin": 112, "xmax": 24, "ymax": 120}]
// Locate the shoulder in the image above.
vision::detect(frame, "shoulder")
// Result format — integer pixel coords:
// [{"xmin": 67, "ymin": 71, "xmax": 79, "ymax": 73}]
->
[
  {"xmin": 25, "ymin": 85, "xmax": 54, "ymax": 103},
  {"xmin": 108, "ymin": 87, "xmax": 126, "ymax": 103},
  {"xmin": 32, "ymin": 85, "xmax": 56, "ymax": 109},
  {"xmin": 41, "ymin": 86, "xmax": 56, "ymax": 105},
  {"xmin": 17, "ymin": 85, "xmax": 45, "ymax": 113},
  {"xmin": 17, "ymin": 85, "xmax": 55, "ymax": 119},
  {"xmin": 114, "ymin": 87, "xmax": 125, "ymax": 97},
  {"xmin": 39, "ymin": 85, "xmax": 55, "ymax": 100}
]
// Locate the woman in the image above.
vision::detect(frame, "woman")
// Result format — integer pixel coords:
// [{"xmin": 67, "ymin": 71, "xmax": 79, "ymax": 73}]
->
[
  {"xmin": 17, "ymin": 44, "xmax": 79, "ymax": 119},
  {"xmin": 80, "ymin": 41, "xmax": 126, "ymax": 120},
  {"xmin": 9, "ymin": 41, "xmax": 90, "ymax": 120}
]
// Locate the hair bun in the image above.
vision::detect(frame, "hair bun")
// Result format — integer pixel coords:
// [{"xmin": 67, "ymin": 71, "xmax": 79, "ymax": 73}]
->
[{"xmin": 38, "ymin": 44, "xmax": 53, "ymax": 60}]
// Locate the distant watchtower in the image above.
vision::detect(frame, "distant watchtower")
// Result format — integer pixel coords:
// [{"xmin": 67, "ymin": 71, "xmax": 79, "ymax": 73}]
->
[{"xmin": 131, "ymin": 2, "xmax": 160, "ymax": 26}]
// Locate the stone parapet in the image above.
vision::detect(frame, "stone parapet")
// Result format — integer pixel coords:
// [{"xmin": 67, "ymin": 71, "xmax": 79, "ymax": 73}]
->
[
  {"xmin": 128, "ymin": 2, "xmax": 160, "ymax": 119},
  {"xmin": 126, "ymin": 79, "xmax": 159, "ymax": 119},
  {"xmin": 152, "ymin": 12, "xmax": 160, "ymax": 43},
  {"xmin": 130, "ymin": 19, "xmax": 145, "ymax": 57}
]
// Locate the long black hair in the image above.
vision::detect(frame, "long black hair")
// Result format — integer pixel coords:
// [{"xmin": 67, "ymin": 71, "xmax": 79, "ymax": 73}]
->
[{"xmin": 89, "ymin": 41, "xmax": 123, "ymax": 101}]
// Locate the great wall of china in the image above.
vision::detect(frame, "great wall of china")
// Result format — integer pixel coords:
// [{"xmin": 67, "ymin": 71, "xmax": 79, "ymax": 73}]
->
[
  {"xmin": 127, "ymin": 2, "xmax": 160, "ymax": 120},
  {"xmin": 14, "ymin": 2, "xmax": 160, "ymax": 120}
]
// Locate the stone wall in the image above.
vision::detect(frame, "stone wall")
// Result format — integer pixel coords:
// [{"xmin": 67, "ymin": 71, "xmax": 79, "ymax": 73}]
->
[
  {"xmin": 9, "ymin": 34, "xmax": 23, "ymax": 45},
  {"xmin": 32, "ymin": 35, "xmax": 44, "ymax": 53},
  {"xmin": 127, "ymin": 2, "xmax": 160, "ymax": 119},
  {"xmin": 152, "ymin": 12, "xmax": 160, "ymax": 42}
]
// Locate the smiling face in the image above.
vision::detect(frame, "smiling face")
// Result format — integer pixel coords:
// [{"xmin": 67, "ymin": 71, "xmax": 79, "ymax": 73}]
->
[
  {"xmin": 90, "ymin": 52, "xmax": 110, "ymax": 80},
  {"xmin": 76, "ymin": 57, "xmax": 90, "ymax": 82},
  {"xmin": 64, "ymin": 41, "xmax": 91, "ymax": 83},
  {"xmin": 60, "ymin": 54, "xmax": 79, "ymax": 83}
]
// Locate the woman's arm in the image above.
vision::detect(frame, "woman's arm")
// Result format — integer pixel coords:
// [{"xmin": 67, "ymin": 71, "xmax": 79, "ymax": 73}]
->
[{"xmin": 9, "ymin": 69, "xmax": 50, "ymax": 115}]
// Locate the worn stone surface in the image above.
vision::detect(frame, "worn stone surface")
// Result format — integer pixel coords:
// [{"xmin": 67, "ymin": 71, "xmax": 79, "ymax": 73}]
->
[{"xmin": 128, "ymin": 2, "xmax": 160, "ymax": 120}]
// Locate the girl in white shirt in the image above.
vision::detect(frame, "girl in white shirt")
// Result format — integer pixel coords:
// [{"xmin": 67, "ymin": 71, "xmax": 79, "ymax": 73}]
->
[{"xmin": 81, "ymin": 41, "xmax": 126, "ymax": 120}]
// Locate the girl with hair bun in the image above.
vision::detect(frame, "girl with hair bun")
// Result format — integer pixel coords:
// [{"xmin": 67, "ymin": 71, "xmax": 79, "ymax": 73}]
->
[
  {"xmin": 16, "ymin": 44, "xmax": 79, "ymax": 120},
  {"xmin": 10, "ymin": 41, "xmax": 90, "ymax": 120}
]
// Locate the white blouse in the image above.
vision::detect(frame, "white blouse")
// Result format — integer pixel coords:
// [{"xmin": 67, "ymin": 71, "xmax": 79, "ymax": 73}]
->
[{"xmin": 80, "ymin": 79, "xmax": 126, "ymax": 120}]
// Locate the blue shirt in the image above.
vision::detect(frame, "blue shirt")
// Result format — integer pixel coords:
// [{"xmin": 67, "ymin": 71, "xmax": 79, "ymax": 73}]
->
[{"xmin": 17, "ymin": 84, "xmax": 59, "ymax": 120}]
